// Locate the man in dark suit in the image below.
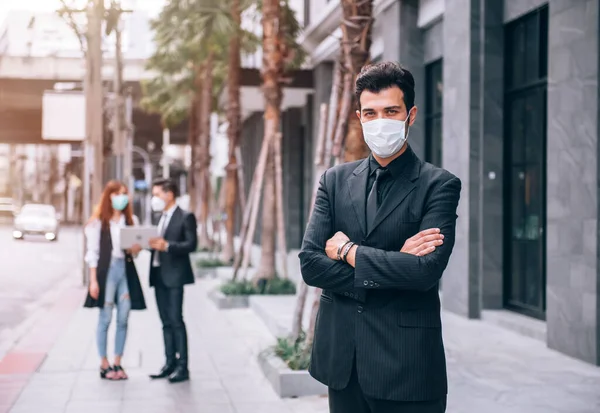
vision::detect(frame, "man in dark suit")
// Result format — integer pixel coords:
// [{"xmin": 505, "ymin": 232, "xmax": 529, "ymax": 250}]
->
[
  {"xmin": 299, "ymin": 62, "xmax": 461, "ymax": 413},
  {"xmin": 148, "ymin": 178, "xmax": 197, "ymax": 383}
]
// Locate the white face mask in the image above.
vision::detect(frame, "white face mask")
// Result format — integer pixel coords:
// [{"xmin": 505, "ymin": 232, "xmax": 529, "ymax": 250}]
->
[
  {"xmin": 151, "ymin": 196, "xmax": 166, "ymax": 212},
  {"xmin": 361, "ymin": 115, "xmax": 411, "ymax": 158}
]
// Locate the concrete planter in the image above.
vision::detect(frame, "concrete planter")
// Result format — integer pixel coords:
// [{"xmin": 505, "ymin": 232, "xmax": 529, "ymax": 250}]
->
[
  {"xmin": 257, "ymin": 349, "xmax": 327, "ymax": 398},
  {"xmin": 208, "ymin": 288, "xmax": 250, "ymax": 309},
  {"xmin": 195, "ymin": 267, "xmax": 218, "ymax": 279}
]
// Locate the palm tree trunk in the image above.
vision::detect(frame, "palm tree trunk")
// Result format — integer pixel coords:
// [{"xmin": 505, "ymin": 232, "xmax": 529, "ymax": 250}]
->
[
  {"xmin": 222, "ymin": 0, "xmax": 242, "ymax": 265},
  {"xmin": 339, "ymin": 0, "xmax": 374, "ymax": 161},
  {"xmin": 197, "ymin": 55, "xmax": 214, "ymax": 250},
  {"xmin": 256, "ymin": 0, "xmax": 284, "ymax": 281},
  {"xmin": 187, "ymin": 98, "xmax": 197, "ymax": 214},
  {"xmin": 193, "ymin": 72, "xmax": 204, "ymax": 226}
]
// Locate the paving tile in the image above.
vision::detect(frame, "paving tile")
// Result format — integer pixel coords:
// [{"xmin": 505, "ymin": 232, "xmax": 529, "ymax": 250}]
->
[
  {"xmin": 64, "ymin": 400, "xmax": 121, "ymax": 413},
  {"xmin": 233, "ymin": 401, "xmax": 293, "ymax": 413}
]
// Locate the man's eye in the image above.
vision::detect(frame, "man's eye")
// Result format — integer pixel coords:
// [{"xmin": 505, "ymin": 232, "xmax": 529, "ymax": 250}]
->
[{"xmin": 386, "ymin": 110, "xmax": 398, "ymax": 115}]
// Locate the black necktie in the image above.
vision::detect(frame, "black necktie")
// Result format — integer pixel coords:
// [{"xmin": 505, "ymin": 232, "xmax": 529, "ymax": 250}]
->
[{"xmin": 366, "ymin": 168, "xmax": 388, "ymax": 233}]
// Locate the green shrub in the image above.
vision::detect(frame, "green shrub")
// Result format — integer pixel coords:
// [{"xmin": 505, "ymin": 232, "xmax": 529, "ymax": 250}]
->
[
  {"xmin": 219, "ymin": 277, "xmax": 296, "ymax": 296},
  {"xmin": 273, "ymin": 334, "xmax": 312, "ymax": 371},
  {"xmin": 220, "ymin": 279, "xmax": 257, "ymax": 295},
  {"xmin": 196, "ymin": 258, "xmax": 227, "ymax": 268}
]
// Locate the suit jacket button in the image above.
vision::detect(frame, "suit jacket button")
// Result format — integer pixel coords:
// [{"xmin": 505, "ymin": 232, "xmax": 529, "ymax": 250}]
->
[
  {"xmin": 363, "ymin": 280, "xmax": 368, "ymax": 286},
  {"xmin": 374, "ymin": 283, "xmax": 379, "ymax": 287},
  {"xmin": 369, "ymin": 281, "xmax": 374, "ymax": 287},
  {"xmin": 357, "ymin": 305, "xmax": 363, "ymax": 313},
  {"xmin": 344, "ymin": 292, "xmax": 349, "ymax": 296}
]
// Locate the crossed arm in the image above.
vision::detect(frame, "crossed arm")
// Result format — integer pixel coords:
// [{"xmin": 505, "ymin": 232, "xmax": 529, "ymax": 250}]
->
[{"xmin": 299, "ymin": 173, "xmax": 461, "ymax": 296}]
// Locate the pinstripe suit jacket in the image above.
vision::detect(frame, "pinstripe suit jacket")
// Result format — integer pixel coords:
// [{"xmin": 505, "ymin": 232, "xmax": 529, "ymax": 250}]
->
[{"xmin": 299, "ymin": 145, "xmax": 461, "ymax": 402}]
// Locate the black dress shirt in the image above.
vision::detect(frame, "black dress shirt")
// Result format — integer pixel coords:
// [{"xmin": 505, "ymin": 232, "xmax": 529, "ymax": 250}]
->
[{"xmin": 366, "ymin": 149, "xmax": 413, "ymax": 211}]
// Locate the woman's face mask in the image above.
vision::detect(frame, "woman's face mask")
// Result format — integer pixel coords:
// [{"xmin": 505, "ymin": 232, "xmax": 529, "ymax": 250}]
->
[{"xmin": 111, "ymin": 193, "xmax": 129, "ymax": 211}]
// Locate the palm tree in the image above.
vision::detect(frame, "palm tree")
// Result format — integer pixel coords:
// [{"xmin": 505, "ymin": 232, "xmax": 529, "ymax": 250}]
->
[
  {"xmin": 143, "ymin": 0, "xmax": 257, "ymax": 250},
  {"xmin": 332, "ymin": 0, "xmax": 374, "ymax": 162},
  {"xmin": 248, "ymin": 0, "xmax": 304, "ymax": 281},
  {"xmin": 223, "ymin": 0, "xmax": 243, "ymax": 264}
]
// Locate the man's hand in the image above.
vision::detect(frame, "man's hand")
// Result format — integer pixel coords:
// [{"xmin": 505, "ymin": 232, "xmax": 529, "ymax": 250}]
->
[
  {"xmin": 401, "ymin": 228, "xmax": 444, "ymax": 256},
  {"xmin": 149, "ymin": 237, "xmax": 168, "ymax": 252},
  {"xmin": 325, "ymin": 231, "xmax": 350, "ymax": 260}
]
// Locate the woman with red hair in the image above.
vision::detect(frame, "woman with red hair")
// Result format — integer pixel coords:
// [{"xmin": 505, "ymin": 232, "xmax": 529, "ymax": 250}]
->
[{"xmin": 83, "ymin": 180, "xmax": 146, "ymax": 380}]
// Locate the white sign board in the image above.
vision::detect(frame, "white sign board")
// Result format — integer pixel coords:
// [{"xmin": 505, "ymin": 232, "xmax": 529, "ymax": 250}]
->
[{"xmin": 42, "ymin": 91, "xmax": 86, "ymax": 141}]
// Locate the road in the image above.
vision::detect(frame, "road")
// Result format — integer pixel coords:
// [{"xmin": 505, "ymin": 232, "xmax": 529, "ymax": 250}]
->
[{"xmin": 0, "ymin": 223, "xmax": 83, "ymax": 357}]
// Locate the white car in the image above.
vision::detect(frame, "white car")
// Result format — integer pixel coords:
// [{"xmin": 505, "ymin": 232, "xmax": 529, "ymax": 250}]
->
[{"xmin": 13, "ymin": 204, "xmax": 60, "ymax": 241}]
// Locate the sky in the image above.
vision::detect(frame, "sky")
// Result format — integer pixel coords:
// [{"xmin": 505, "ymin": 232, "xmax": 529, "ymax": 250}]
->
[{"xmin": 0, "ymin": 0, "xmax": 166, "ymax": 24}]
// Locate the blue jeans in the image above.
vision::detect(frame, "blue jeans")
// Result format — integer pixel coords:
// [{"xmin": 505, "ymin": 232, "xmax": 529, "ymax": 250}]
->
[{"xmin": 97, "ymin": 258, "xmax": 131, "ymax": 358}]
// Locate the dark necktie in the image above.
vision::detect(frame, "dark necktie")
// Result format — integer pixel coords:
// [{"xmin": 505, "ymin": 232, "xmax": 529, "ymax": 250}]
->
[
  {"xmin": 153, "ymin": 213, "xmax": 168, "ymax": 267},
  {"xmin": 366, "ymin": 168, "xmax": 388, "ymax": 233}
]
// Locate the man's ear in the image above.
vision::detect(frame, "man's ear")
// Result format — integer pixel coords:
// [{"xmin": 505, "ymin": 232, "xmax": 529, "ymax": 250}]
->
[
  {"xmin": 355, "ymin": 110, "xmax": 361, "ymax": 121},
  {"xmin": 408, "ymin": 106, "xmax": 418, "ymax": 126}
]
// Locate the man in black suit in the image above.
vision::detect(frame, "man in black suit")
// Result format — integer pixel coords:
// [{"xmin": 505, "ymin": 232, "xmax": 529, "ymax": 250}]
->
[
  {"xmin": 299, "ymin": 62, "xmax": 461, "ymax": 413},
  {"xmin": 148, "ymin": 178, "xmax": 197, "ymax": 383}
]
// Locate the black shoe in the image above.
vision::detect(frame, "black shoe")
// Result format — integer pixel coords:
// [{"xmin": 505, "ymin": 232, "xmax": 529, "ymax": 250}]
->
[
  {"xmin": 149, "ymin": 364, "xmax": 176, "ymax": 379},
  {"xmin": 168, "ymin": 366, "xmax": 189, "ymax": 383}
]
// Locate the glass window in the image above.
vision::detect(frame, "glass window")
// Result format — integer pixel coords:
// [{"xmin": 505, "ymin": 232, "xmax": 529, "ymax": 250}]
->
[{"xmin": 504, "ymin": 6, "xmax": 548, "ymax": 319}]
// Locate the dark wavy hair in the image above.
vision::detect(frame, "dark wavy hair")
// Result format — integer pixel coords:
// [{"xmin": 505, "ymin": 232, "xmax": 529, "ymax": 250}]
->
[{"xmin": 355, "ymin": 61, "xmax": 415, "ymax": 111}]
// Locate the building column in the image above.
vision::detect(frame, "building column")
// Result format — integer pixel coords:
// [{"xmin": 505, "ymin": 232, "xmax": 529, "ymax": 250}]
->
[
  {"xmin": 382, "ymin": 0, "xmax": 426, "ymax": 159},
  {"xmin": 546, "ymin": 0, "xmax": 600, "ymax": 365},
  {"xmin": 441, "ymin": 0, "xmax": 504, "ymax": 318}
]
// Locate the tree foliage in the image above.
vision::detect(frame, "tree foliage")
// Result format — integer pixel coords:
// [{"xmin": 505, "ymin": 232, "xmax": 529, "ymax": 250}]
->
[{"xmin": 141, "ymin": 0, "xmax": 260, "ymax": 126}]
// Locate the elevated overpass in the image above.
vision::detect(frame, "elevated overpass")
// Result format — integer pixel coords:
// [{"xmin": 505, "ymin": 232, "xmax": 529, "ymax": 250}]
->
[{"xmin": 0, "ymin": 55, "xmax": 188, "ymax": 147}]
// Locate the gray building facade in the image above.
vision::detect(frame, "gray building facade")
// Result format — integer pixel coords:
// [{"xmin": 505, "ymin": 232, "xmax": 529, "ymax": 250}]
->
[{"xmin": 294, "ymin": 0, "xmax": 600, "ymax": 365}]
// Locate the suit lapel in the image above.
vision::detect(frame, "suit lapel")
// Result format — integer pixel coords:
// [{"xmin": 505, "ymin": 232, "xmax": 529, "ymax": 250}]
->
[
  {"xmin": 163, "ymin": 206, "xmax": 180, "ymax": 239},
  {"xmin": 367, "ymin": 147, "xmax": 422, "ymax": 237},
  {"xmin": 346, "ymin": 159, "xmax": 370, "ymax": 236}
]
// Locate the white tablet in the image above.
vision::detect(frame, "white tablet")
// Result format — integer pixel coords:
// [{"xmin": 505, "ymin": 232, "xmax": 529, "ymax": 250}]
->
[{"xmin": 120, "ymin": 226, "xmax": 158, "ymax": 249}]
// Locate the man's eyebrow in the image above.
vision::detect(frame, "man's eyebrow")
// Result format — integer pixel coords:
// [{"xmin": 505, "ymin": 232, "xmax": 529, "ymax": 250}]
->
[{"xmin": 361, "ymin": 105, "xmax": 403, "ymax": 112}]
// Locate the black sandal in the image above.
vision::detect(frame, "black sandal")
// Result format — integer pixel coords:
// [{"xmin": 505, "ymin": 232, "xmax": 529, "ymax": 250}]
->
[
  {"xmin": 100, "ymin": 365, "xmax": 114, "ymax": 379},
  {"xmin": 112, "ymin": 365, "xmax": 128, "ymax": 380}
]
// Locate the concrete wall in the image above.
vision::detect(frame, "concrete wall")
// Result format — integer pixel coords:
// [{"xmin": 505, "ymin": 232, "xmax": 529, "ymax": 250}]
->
[{"xmin": 545, "ymin": 0, "xmax": 600, "ymax": 365}]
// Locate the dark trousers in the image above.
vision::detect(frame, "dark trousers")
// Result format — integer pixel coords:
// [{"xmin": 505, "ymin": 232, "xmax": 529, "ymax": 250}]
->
[
  {"xmin": 329, "ymin": 359, "xmax": 447, "ymax": 413},
  {"xmin": 154, "ymin": 278, "xmax": 188, "ymax": 369}
]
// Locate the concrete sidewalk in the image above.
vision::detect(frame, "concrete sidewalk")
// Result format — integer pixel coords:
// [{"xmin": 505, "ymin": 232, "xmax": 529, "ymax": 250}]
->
[
  {"xmin": 0, "ymin": 252, "xmax": 328, "ymax": 413},
  {"xmin": 1, "ymin": 251, "xmax": 600, "ymax": 413}
]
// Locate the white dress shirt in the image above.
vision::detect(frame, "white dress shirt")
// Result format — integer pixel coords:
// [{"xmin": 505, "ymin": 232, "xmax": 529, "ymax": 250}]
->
[
  {"xmin": 152, "ymin": 204, "xmax": 178, "ymax": 267},
  {"xmin": 84, "ymin": 215, "xmax": 139, "ymax": 269}
]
